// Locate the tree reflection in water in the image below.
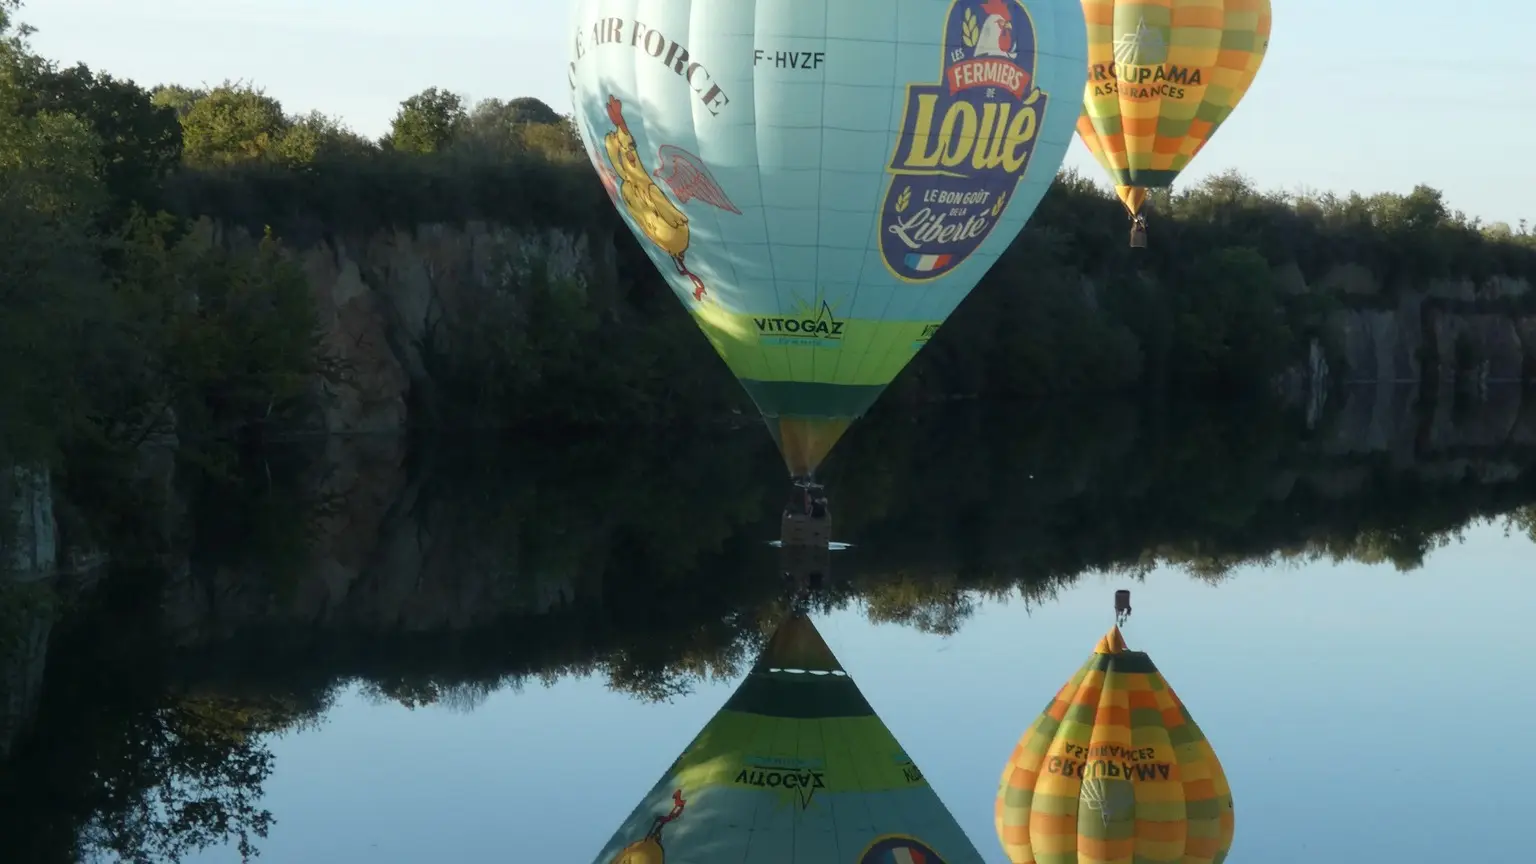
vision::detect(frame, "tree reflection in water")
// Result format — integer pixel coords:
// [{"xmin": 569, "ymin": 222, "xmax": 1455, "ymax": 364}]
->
[{"xmin": 6, "ymin": 391, "xmax": 1536, "ymax": 860}]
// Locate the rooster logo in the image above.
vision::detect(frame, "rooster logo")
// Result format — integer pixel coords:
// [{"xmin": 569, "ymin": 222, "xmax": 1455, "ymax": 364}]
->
[
  {"xmin": 973, "ymin": 0, "xmax": 1017, "ymax": 59},
  {"xmin": 600, "ymin": 96, "xmax": 738, "ymax": 302},
  {"xmin": 608, "ymin": 789, "xmax": 685, "ymax": 864}
]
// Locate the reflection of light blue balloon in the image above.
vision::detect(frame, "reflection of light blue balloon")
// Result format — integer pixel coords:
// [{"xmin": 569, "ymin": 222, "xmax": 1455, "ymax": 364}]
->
[{"xmin": 569, "ymin": 0, "xmax": 1088, "ymax": 478}]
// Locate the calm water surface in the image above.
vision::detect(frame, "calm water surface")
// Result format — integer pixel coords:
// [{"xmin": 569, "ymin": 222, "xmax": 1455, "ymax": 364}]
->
[
  {"xmin": 7, "ymin": 394, "xmax": 1536, "ymax": 862},
  {"xmin": 184, "ymin": 520, "xmax": 1531, "ymax": 863}
]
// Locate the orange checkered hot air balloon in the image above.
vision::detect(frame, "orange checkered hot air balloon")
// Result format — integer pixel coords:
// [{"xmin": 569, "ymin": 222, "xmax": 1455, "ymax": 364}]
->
[
  {"xmin": 1075, "ymin": 0, "xmax": 1272, "ymax": 246},
  {"xmin": 995, "ymin": 594, "xmax": 1235, "ymax": 863}
]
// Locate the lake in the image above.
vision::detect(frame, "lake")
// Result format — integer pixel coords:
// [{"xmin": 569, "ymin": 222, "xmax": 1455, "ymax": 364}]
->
[{"xmin": 2, "ymin": 389, "xmax": 1534, "ymax": 862}]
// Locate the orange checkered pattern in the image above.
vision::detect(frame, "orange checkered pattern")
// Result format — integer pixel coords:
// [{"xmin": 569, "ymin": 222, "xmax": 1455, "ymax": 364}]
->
[
  {"xmin": 1075, "ymin": 0, "xmax": 1271, "ymax": 215},
  {"xmin": 994, "ymin": 626, "xmax": 1235, "ymax": 864}
]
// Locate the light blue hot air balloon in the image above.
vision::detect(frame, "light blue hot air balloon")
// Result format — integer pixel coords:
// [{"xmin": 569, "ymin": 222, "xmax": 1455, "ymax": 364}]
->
[{"xmin": 569, "ymin": 0, "xmax": 1087, "ymax": 483}]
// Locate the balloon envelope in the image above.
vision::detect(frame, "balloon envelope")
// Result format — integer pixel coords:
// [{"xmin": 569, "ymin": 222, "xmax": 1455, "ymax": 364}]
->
[
  {"xmin": 590, "ymin": 613, "xmax": 985, "ymax": 862},
  {"xmin": 569, "ymin": 0, "xmax": 1088, "ymax": 478},
  {"xmin": 995, "ymin": 626, "xmax": 1234, "ymax": 863},
  {"xmin": 1075, "ymin": 0, "xmax": 1271, "ymax": 217}
]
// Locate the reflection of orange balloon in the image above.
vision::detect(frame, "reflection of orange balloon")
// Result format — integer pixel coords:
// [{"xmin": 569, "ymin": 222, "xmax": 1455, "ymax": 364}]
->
[{"xmin": 995, "ymin": 626, "xmax": 1234, "ymax": 864}]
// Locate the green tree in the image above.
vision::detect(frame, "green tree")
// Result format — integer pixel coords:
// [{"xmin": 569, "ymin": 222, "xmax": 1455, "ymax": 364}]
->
[
  {"xmin": 458, "ymin": 97, "xmax": 535, "ymax": 153},
  {"xmin": 12, "ymin": 63, "xmax": 180, "ymax": 215},
  {"xmin": 272, "ymin": 110, "xmax": 376, "ymax": 164},
  {"xmin": 0, "ymin": 4, "xmax": 110, "ymax": 459},
  {"xmin": 454, "ymin": 97, "xmax": 583, "ymax": 159},
  {"xmin": 500, "ymin": 96, "xmax": 561, "ymax": 126},
  {"xmin": 149, "ymin": 84, "xmax": 205, "ymax": 118},
  {"xmin": 177, "ymin": 82, "xmax": 288, "ymax": 167},
  {"xmin": 384, "ymin": 86, "xmax": 464, "ymax": 154},
  {"xmin": 164, "ymin": 83, "xmax": 371, "ymax": 167},
  {"xmin": 107, "ymin": 215, "xmax": 328, "ymax": 443},
  {"xmin": 517, "ymin": 118, "xmax": 582, "ymax": 159},
  {"xmin": 1165, "ymin": 246, "xmax": 1292, "ymax": 388}
]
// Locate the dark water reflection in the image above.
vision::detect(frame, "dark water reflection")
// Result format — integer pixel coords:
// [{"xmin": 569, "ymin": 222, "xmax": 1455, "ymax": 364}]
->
[{"xmin": 3, "ymin": 389, "xmax": 1535, "ymax": 862}]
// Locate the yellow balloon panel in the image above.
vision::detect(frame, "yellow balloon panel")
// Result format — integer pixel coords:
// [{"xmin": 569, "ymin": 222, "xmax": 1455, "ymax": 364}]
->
[
  {"xmin": 1076, "ymin": 0, "xmax": 1271, "ymax": 209},
  {"xmin": 994, "ymin": 627, "xmax": 1234, "ymax": 864}
]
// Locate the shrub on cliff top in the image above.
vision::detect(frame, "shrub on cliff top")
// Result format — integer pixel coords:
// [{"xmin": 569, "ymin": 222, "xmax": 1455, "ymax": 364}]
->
[
  {"xmin": 2, "ymin": 7, "xmax": 331, "ymax": 468},
  {"xmin": 104, "ymin": 213, "xmax": 328, "ymax": 445},
  {"xmin": 0, "ymin": 13, "xmax": 111, "ymax": 462},
  {"xmin": 164, "ymin": 148, "xmax": 608, "ymax": 245},
  {"xmin": 166, "ymin": 146, "xmax": 1536, "ymax": 295}
]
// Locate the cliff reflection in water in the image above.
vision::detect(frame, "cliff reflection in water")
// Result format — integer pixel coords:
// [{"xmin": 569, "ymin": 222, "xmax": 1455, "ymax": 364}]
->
[{"xmin": 6, "ymin": 387, "xmax": 1536, "ymax": 861}]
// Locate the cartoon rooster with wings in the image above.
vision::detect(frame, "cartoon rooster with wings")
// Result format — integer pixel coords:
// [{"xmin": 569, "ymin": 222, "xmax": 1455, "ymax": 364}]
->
[
  {"xmin": 608, "ymin": 789, "xmax": 685, "ymax": 864},
  {"xmin": 601, "ymin": 95, "xmax": 739, "ymax": 302}
]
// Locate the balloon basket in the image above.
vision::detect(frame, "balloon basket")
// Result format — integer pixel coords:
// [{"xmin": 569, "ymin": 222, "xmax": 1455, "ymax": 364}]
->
[
  {"xmin": 780, "ymin": 509, "xmax": 831, "ymax": 546},
  {"xmin": 772, "ymin": 487, "xmax": 848, "ymax": 590}
]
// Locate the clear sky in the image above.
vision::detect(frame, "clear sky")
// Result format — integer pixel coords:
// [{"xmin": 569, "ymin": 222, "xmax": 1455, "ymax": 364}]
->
[{"xmin": 18, "ymin": 0, "xmax": 1532, "ymax": 226}]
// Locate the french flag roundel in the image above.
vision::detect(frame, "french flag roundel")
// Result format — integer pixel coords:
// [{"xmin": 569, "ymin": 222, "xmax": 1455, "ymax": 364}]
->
[{"xmin": 859, "ymin": 835, "xmax": 947, "ymax": 863}]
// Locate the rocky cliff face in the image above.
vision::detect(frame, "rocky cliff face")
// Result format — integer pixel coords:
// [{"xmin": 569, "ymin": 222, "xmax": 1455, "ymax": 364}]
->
[
  {"xmin": 1, "ymin": 468, "xmax": 55, "ymax": 758},
  {"xmin": 1312, "ymin": 268, "xmax": 1533, "ymax": 385},
  {"xmin": 1, "ymin": 468, "xmax": 107, "ymax": 758},
  {"xmin": 237, "ymin": 220, "xmax": 1536, "ymax": 433},
  {"xmin": 3, "ymin": 467, "xmax": 55, "ymax": 577},
  {"xmin": 195, "ymin": 218, "xmax": 618, "ymax": 433}
]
